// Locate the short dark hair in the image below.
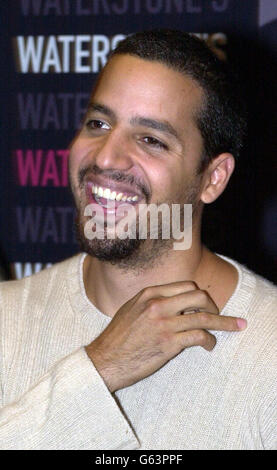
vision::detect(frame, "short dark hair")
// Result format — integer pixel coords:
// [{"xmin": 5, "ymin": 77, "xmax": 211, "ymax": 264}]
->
[{"xmin": 110, "ymin": 29, "xmax": 247, "ymax": 171}]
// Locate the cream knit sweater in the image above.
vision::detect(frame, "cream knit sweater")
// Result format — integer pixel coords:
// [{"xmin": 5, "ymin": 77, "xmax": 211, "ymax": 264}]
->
[{"xmin": 0, "ymin": 253, "xmax": 277, "ymax": 450}]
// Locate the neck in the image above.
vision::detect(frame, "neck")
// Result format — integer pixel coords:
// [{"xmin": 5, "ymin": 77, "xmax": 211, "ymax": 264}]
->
[{"xmin": 82, "ymin": 226, "xmax": 237, "ymax": 317}]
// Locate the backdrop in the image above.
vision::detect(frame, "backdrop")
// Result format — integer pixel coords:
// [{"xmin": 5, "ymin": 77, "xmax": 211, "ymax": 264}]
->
[{"xmin": 1, "ymin": 0, "xmax": 277, "ymax": 282}]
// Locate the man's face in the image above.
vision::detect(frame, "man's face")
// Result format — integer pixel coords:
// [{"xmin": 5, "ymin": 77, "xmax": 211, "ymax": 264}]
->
[{"xmin": 69, "ymin": 54, "xmax": 205, "ymax": 269}]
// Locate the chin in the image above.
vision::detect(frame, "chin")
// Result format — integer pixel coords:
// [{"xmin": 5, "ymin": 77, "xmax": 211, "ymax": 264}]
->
[
  {"xmin": 74, "ymin": 211, "xmax": 173, "ymax": 272},
  {"xmin": 74, "ymin": 209, "xmax": 142, "ymax": 260},
  {"xmin": 77, "ymin": 230, "xmax": 142, "ymax": 262}
]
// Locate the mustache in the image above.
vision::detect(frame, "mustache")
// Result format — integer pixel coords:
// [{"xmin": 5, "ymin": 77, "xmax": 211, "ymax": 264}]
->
[{"xmin": 78, "ymin": 164, "xmax": 151, "ymax": 200}]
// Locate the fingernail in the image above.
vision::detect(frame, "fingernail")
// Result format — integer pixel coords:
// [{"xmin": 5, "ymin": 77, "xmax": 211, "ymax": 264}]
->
[{"xmin": 237, "ymin": 318, "xmax": 247, "ymax": 330}]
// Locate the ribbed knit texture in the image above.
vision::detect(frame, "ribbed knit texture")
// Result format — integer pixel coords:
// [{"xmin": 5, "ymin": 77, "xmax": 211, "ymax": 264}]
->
[{"xmin": 0, "ymin": 253, "xmax": 277, "ymax": 449}]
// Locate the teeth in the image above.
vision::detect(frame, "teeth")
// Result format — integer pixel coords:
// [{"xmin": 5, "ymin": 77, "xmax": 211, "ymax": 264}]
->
[
  {"xmin": 103, "ymin": 188, "xmax": 111, "ymax": 199},
  {"xmin": 91, "ymin": 184, "xmax": 139, "ymax": 203}
]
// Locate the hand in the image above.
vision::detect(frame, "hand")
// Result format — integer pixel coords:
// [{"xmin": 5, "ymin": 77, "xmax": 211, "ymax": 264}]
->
[{"xmin": 85, "ymin": 281, "xmax": 247, "ymax": 393}]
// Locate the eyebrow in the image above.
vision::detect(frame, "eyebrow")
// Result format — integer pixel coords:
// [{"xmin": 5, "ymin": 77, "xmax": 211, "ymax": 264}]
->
[
  {"xmin": 87, "ymin": 102, "xmax": 116, "ymax": 120},
  {"xmin": 87, "ymin": 102, "xmax": 180, "ymax": 140},
  {"xmin": 130, "ymin": 116, "xmax": 179, "ymax": 140}
]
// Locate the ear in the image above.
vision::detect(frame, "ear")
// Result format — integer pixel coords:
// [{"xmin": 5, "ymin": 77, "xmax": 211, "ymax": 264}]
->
[{"xmin": 200, "ymin": 153, "xmax": 235, "ymax": 204}]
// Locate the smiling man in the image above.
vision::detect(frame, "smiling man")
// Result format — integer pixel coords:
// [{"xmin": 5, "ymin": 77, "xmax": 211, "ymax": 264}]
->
[{"xmin": 1, "ymin": 30, "xmax": 277, "ymax": 450}]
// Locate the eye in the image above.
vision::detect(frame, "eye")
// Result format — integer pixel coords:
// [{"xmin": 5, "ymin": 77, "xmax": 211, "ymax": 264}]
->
[
  {"xmin": 85, "ymin": 119, "xmax": 110, "ymax": 130},
  {"xmin": 142, "ymin": 136, "xmax": 168, "ymax": 150}
]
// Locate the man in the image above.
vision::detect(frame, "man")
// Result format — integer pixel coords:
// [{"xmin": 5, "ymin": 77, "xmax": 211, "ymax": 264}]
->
[{"xmin": 0, "ymin": 30, "xmax": 277, "ymax": 450}]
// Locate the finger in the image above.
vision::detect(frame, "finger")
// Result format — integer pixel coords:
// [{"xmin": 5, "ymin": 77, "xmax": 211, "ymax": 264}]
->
[
  {"xmin": 173, "ymin": 311, "xmax": 247, "ymax": 332},
  {"xmin": 158, "ymin": 289, "xmax": 219, "ymax": 317},
  {"xmin": 140, "ymin": 280, "xmax": 199, "ymax": 300},
  {"xmin": 177, "ymin": 329, "xmax": 217, "ymax": 352}
]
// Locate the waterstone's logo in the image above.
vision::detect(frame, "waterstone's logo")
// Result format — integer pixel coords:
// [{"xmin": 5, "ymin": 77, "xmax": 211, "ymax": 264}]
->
[
  {"xmin": 83, "ymin": 201, "xmax": 192, "ymax": 251},
  {"xmin": 19, "ymin": 0, "xmax": 230, "ymax": 16},
  {"xmin": 13, "ymin": 32, "xmax": 228, "ymax": 73}
]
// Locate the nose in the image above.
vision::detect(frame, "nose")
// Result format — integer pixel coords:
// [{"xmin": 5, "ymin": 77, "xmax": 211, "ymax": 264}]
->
[{"xmin": 92, "ymin": 128, "xmax": 134, "ymax": 172}]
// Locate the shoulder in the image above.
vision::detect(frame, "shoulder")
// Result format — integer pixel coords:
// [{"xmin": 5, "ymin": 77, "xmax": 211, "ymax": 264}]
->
[
  {"xmin": 219, "ymin": 254, "xmax": 277, "ymax": 315},
  {"xmin": 221, "ymin": 255, "xmax": 277, "ymax": 366},
  {"xmin": 239, "ymin": 262, "xmax": 277, "ymax": 317},
  {"xmin": 218, "ymin": 254, "xmax": 277, "ymax": 358},
  {"xmin": 213, "ymin": 257, "xmax": 277, "ymax": 416},
  {"xmin": 0, "ymin": 253, "xmax": 84, "ymax": 373},
  {"xmin": 244, "ymin": 268, "xmax": 277, "ymax": 347},
  {"xmin": 0, "ymin": 253, "xmax": 83, "ymax": 315},
  {"xmin": 0, "ymin": 253, "xmax": 87, "ymax": 402}
]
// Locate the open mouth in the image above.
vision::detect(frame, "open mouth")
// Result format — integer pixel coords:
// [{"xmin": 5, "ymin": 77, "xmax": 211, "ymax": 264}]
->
[{"xmin": 90, "ymin": 184, "xmax": 141, "ymax": 209}]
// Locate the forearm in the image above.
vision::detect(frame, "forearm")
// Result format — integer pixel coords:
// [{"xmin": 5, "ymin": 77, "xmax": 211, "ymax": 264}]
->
[{"xmin": 0, "ymin": 348, "xmax": 139, "ymax": 450}]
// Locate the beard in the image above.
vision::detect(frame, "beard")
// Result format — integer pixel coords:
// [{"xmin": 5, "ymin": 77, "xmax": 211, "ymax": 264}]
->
[
  {"xmin": 75, "ymin": 211, "xmax": 173, "ymax": 273},
  {"xmin": 72, "ymin": 164, "xmax": 201, "ymax": 273}
]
